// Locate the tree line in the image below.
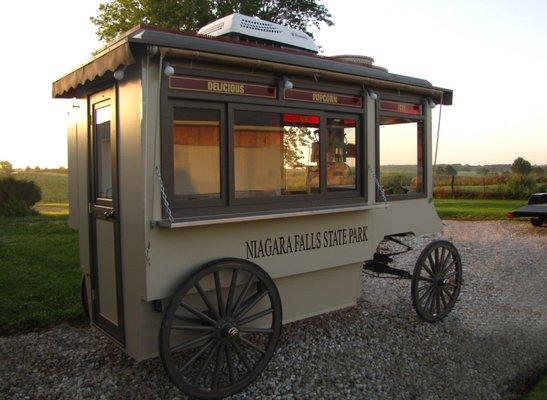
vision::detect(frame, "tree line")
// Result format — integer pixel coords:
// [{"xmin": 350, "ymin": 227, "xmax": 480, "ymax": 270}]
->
[{"xmin": 0, "ymin": 162, "xmax": 68, "ymax": 175}]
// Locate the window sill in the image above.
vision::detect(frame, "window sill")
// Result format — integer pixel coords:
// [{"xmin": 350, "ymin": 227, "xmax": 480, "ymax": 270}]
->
[
  {"xmin": 155, "ymin": 203, "xmax": 388, "ymax": 229},
  {"xmin": 380, "ymin": 193, "xmax": 427, "ymax": 202}
]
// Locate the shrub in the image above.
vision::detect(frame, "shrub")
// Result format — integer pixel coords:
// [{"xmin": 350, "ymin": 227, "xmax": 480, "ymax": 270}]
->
[
  {"xmin": 0, "ymin": 198, "xmax": 36, "ymax": 217},
  {"xmin": 0, "ymin": 177, "xmax": 42, "ymax": 216},
  {"xmin": 506, "ymin": 175, "xmax": 537, "ymax": 198}
]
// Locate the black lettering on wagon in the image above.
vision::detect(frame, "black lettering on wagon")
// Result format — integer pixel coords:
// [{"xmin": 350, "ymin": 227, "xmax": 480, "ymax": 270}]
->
[{"xmin": 245, "ymin": 226, "xmax": 368, "ymax": 260}]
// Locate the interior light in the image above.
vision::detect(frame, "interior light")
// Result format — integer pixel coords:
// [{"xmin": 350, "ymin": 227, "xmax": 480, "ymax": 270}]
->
[
  {"xmin": 148, "ymin": 45, "xmax": 159, "ymax": 57},
  {"xmin": 164, "ymin": 62, "xmax": 175, "ymax": 77},
  {"xmin": 367, "ymin": 89, "xmax": 378, "ymax": 100},
  {"xmin": 282, "ymin": 114, "xmax": 319, "ymax": 124},
  {"xmin": 282, "ymin": 76, "xmax": 294, "ymax": 90},
  {"xmin": 428, "ymin": 98, "xmax": 437, "ymax": 109}
]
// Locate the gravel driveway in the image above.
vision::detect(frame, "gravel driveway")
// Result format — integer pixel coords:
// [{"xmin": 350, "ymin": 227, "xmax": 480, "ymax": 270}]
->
[{"xmin": 1, "ymin": 221, "xmax": 546, "ymax": 399}]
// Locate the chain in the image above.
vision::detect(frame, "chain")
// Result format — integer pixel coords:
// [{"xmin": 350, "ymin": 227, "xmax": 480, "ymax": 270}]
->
[
  {"xmin": 155, "ymin": 166, "xmax": 175, "ymax": 223},
  {"xmin": 368, "ymin": 165, "xmax": 388, "ymax": 204}
]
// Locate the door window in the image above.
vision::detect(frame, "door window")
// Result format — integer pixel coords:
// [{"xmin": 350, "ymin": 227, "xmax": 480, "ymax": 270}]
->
[{"xmin": 94, "ymin": 105, "xmax": 113, "ymax": 200}]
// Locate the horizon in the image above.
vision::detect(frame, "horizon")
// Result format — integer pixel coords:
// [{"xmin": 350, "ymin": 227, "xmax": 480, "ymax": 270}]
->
[{"xmin": 1, "ymin": 0, "xmax": 546, "ymax": 168}]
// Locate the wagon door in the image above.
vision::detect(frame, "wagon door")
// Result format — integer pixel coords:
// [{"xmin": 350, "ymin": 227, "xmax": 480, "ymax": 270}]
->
[{"xmin": 88, "ymin": 88, "xmax": 125, "ymax": 344}]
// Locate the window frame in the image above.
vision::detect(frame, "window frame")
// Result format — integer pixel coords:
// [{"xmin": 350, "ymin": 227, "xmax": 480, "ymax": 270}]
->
[
  {"xmin": 162, "ymin": 100, "xmax": 228, "ymax": 210},
  {"xmin": 160, "ymin": 68, "xmax": 368, "ymax": 220},
  {"xmin": 375, "ymin": 96, "xmax": 428, "ymax": 202},
  {"xmin": 228, "ymin": 104, "xmax": 363, "ymax": 207}
]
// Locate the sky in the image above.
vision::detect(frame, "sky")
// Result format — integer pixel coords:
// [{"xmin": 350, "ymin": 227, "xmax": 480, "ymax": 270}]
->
[{"xmin": 0, "ymin": 0, "xmax": 546, "ymax": 168}]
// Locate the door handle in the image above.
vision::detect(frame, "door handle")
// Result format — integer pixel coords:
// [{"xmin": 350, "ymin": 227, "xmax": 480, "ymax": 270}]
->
[{"xmin": 103, "ymin": 210, "xmax": 116, "ymax": 220}]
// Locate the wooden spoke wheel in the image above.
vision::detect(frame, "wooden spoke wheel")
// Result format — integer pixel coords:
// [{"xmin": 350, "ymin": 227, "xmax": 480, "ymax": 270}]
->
[
  {"xmin": 159, "ymin": 258, "xmax": 282, "ymax": 399},
  {"xmin": 411, "ymin": 240, "xmax": 462, "ymax": 323}
]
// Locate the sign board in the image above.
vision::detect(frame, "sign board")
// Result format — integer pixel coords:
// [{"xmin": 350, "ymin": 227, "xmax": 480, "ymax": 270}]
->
[
  {"xmin": 169, "ymin": 76, "xmax": 277, "ymax": 99},
  {"xmin": 379, "ymin": 100, "xmax": 422, "ymax": 115},
  {"xmin": 284, "ymin": 88, "xmax": 362, "ymax": 108}
]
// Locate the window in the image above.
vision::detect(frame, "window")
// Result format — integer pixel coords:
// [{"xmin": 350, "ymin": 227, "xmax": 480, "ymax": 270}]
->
[
  {"xmin": 172, "ymin": 107, "xmax": 221, "ymax": 199},
  {"xmin": 234, "ymin": 111, "xmax": 320, "ymax": 198},
  {"xmin": 164, "ymin": 101, "xmax": 363, "ymax": 219},
  {"xmin": 378, "ymin": 114, "xmax": 424, "ymax": 196},
  {"xmin": 94, "ymin": 105, "xmax": 112, "ymax": 200},
  {"xmin": 327, "ymin": 118, "xmax": 357, "ymax": 192}
]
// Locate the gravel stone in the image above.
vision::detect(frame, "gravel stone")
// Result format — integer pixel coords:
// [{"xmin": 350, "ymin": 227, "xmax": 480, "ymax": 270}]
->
[{"xmin": 1, "ymin": 221, "xmax": 546, "ymax": 399}]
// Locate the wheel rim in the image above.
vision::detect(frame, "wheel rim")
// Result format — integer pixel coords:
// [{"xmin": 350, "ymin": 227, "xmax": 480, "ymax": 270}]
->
[
  {"xmin": 411, "ymin": 241, "xmax": 462, "ymax": 322},
  {"xmin": 160, "ymin": 259, "xmax": 282, "ymax": 399}
]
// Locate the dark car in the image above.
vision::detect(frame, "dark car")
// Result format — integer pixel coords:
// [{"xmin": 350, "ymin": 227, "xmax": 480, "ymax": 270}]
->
[{"xmin": 508, "ymin": 193, "xmax": 547, "ymax": 227}]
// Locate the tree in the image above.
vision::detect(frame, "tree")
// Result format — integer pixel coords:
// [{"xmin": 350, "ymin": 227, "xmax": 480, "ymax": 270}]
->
[
  {"xmin": 434, "ymin": 165, "xmax": 445, "ymax": 175},
  {"xmin": 531, "ymin": 165, "xmax": 544, "ymax": 177},
  {"xmin": 477, "ymin": 166, "xmax": 489, "ymax": 176},
  {"xmin": 91, "ymin": 0, "xmax": 333, "ymax": 43},
  {"xmin": 442, "ymin": 165, "xmax": 457, "ymax": 197},
  {"xmin": 0, "ymin": 161, "xmax": 13, "ymax": 175},
  {"xmin": 511, "ymin": 157, "xmax": 532, "ymax": 175}
]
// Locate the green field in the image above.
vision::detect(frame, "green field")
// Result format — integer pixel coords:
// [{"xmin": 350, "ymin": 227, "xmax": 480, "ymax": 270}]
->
[
  {"xmin": 12, "ymin": 171, "xmax": 69, "ymax": 203},
  {"xmin": 435, "ymin": 184, "xmax": 501, "ymax": 192},
  {"xmin": 0, "ymin": 215, "xmax": 82, "ymax": 334},
  {"xmin": 434, "ymin": 199, "xmax": 524, "ymax": 220}
]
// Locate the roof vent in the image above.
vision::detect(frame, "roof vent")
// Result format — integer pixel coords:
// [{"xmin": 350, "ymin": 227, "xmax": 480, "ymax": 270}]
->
[
  {"xmin": 198, "ymin": 13, "xmax": 319, "ymax": 53},
  {"xmin": 329, "ymin": 54, "xmax": 388, "ymax": 72}
]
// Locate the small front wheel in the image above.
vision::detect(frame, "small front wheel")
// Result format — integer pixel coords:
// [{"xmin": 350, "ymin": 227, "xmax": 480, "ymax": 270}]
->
[
  {"xmin": 411, "ymin": 240, "xmax": 462, "ymax": 323},
  {"xmin": 159, "ymin": 258, "xmax": 282, "ymax": 399}
]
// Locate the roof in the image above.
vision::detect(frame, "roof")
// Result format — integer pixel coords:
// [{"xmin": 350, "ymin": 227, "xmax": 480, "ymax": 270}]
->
[{"xmin": 52, "ymin": 25, "xmax": 453, "ymax": 104}]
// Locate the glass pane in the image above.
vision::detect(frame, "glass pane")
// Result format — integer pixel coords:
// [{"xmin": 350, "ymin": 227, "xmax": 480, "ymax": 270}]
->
[
  {"xmin": 173, "ymin": 108, "xmax": 221, "ymax": 199},
  {"xmin": 327, "ymin": 118, "xmax": 357, "ymax": 191},
  {"xmin": 234, "ymin": 111, "xmax": 320, "ymax": 198},
  {"xmin": 95, "ymin": 105, "xmax": 112, "ymax": 199},
  {"xmin": 379, "ymin": 116, "xmax": 424, "ymax": 195}
]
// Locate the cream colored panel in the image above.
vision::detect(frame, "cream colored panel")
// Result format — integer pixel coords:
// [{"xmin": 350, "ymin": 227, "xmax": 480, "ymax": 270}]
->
[
  {"xmin": 96, "ymin": 219, "xmax": 118, "ymax": 325},
  {"xmin": 147, "ymin": 210, "xmax": 376, "ymax": 300},
  {"xmin": 67, "ymin": 99, "xmax": 86, "ymax": 230},
  {"xmin": 277, "ymin": 262, "xmax": 362, "ymax": 323},
  {"xmin": 136, "ymin": 263, "xmax": 362, "ymax": 361}
]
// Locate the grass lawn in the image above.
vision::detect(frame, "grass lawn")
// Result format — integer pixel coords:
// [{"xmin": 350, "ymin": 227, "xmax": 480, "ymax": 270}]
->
[
  {"xmin": 524, "ymin": 374, "xmax": 547, "ymax": 400},
  {"xmin": 434, "ymin": 199, "xmax": 525, "ymax": 220},
  {"xmin": 34, "ymin": 203, "xmax": 70, "ymax": 215},
  {"xmin": 0, "ymin": 214, "xmax": 82, "ymax": 335}
]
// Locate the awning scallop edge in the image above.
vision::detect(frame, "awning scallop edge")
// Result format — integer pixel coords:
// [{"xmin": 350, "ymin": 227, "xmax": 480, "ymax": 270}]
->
[{"xmin": 52, "ymin": 41, "xmax": 135, "ymax": 98}]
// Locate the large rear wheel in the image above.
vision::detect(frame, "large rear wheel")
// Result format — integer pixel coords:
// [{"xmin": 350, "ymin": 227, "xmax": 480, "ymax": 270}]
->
[
  {"xmin": 411, "ymin": 240, "xmax": 462, "ymax": 322},
  {"xmin": 159, "ymin": 258, "xmax": 282, "ymax": 399}
]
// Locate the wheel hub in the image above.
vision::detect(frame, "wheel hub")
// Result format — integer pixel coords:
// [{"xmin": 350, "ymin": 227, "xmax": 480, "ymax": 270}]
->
[
  {"xmin": 219, "ymin": 323, "xmax": 239, "ymax": 339},
  {"xmin": 227, "ymin": 326, "xmax": 239, "ymax": 339}
]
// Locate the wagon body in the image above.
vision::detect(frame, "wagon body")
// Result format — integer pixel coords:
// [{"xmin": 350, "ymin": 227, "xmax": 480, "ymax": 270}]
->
[{"xmin": 55, "ymin": 25, "xmax": 451, "ymax": 363}]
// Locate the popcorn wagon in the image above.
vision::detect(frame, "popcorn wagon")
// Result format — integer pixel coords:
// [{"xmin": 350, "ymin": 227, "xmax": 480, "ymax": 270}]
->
[{"xmin": 53, "ymin": 13, "xmax": 459, "ymax": 399}]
